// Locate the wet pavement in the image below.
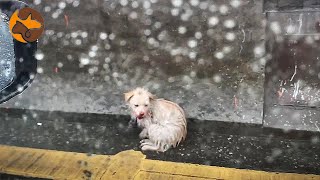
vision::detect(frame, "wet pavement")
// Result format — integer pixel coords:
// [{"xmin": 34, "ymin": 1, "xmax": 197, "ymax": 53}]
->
[{"xmin": 0, "ymin": 108, "xmax": 319, "ymax": 175}]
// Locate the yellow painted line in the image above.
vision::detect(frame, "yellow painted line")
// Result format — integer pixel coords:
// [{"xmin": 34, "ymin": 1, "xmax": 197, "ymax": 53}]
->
[{"xmin": 0, "ymin": 145, "xmax": 318, "ymax": 180}]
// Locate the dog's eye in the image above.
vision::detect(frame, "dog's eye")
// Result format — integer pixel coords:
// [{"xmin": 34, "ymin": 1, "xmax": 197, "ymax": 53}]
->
[
  {"xmin": 134, "ymin": 104, "xmax": 139, "ymax": 107},
  {"xmin": 145, "ymin": 104, "xmax": 148, "ymax": 107}
]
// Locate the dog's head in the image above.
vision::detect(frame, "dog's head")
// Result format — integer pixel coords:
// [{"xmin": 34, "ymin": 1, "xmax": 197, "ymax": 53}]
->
[{"xmin": 124, "ymin": 87, "xmax": 155, "ymax": 120}]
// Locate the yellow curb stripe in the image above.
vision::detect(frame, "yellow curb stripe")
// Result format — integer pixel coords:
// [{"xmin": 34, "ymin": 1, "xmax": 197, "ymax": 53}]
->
[
  {"xmin": 140, "ymin": 159, "xmax": 318, "ymax": 180},
  {"xmin": 0, "ymin": 145, "xmax": 318, "ymax": 180},
  {"xmin": 0, "ymin": 145, "xmax": 113, "ymax": 179}
]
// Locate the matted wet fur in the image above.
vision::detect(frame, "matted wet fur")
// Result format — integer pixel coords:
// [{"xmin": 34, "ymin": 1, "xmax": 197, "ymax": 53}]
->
[{"xmin": 124, "ymin": 87, "xmax": 187, "ymax": 152}]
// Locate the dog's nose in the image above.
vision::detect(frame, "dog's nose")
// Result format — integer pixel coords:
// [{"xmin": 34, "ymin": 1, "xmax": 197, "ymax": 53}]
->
[{"xmin": 139, "ymin": 112, "xmax": 145, "ymax": 116}]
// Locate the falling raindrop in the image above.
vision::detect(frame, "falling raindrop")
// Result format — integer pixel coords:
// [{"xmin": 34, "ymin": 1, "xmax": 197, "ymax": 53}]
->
[
  {"xmin": 215, "ymin": 52, "xmax": 224, "ymax": 59},
  {"xmin": 219, "ymin": 5, "xmax": 229, "ymax": 15},
  {"xmin": 178, "ymin": 26, "xmax": 187, "ymax": 34},
  {"xmin": 208, "ymin": 16, "xmax": 219, "ymax": 27},
  {"xmin": 172, "ymin": 0, "xmax": 183, "ymax": 7},
  {"xmin": 224, "ymin": 19, "xmax": 236, "ymax": 29}
]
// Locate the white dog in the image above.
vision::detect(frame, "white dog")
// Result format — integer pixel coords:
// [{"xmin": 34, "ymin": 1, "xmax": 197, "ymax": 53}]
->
[{"xmin": 124, "ymin": 87, "xmax": 187, "ymax": 152}]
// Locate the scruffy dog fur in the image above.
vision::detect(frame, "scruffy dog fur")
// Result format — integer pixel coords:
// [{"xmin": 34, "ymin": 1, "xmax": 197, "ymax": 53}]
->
[{"xmin": 124, "ymin": 87, "xmax": 187, "ymax": 152}]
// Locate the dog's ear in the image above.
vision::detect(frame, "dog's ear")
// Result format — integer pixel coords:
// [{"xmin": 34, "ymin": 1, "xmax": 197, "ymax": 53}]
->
[
  {"xmin": 124, "ymin": 91, "xmax": 134, "ymax": 102},
  {"xmin": 148, "ymin": 92, "xmax": 156, "ymax": 100}
]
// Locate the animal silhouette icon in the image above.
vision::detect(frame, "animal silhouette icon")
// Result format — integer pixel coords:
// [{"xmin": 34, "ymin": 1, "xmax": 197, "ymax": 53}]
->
[{"xmin": 9, "ymin": 7, "xmax": 44, "ymax": 43}]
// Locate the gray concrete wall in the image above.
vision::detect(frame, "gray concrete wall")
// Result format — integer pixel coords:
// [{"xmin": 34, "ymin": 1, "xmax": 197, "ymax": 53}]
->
[{"xmin": 1, "ymin": 0, "xmax": 267, "ymax": 124}]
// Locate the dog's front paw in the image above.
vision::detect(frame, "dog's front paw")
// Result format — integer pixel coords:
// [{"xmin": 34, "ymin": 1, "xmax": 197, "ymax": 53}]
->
[{"xmin": 140, "ymin": 139, "xmax": 151, "ymax": 144}]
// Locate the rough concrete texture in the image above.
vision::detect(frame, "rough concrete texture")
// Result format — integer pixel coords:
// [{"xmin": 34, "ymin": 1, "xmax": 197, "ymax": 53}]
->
[{"xmin": 1, "ymin": 0, "xmax": 266, "ymax": 124}]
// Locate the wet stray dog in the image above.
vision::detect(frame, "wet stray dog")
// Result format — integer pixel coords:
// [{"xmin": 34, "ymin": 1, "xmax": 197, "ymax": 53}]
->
[{"xmin": 124, "ymin": 87, "xmax": 187, "ymax": 152}]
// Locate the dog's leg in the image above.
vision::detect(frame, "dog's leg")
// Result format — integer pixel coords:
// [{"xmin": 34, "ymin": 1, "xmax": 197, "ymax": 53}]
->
[
  {"xmin": 140, "ymin": 139, "xmax": 152, "ymax": 144},
  {"xmin": 139, "ymin": 128, "xmax": 148, "ymax": 139},
  {"xmin": 140, "ymin": 139, "xmax": 170, "ymax": 152},
  {"xmin": 140, "ymin": 139, "xmax": 162, "ymax": 152},
  {"xmin": 140, "ymin": 140, "xmax": 163, "ymax": 152},
  {"xmin": 144, "ymin": 124, "xmax": 176, "ymax": 152},
  {"xmin": 141, "ymin": 144, "xmax": 163, "ymax": 152}
]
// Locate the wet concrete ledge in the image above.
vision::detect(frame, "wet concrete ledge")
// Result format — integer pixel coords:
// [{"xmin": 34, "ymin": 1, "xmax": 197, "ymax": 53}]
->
[{"xmin": 0, "ymin": 108, "xmax": 319, "ymax": 175}]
